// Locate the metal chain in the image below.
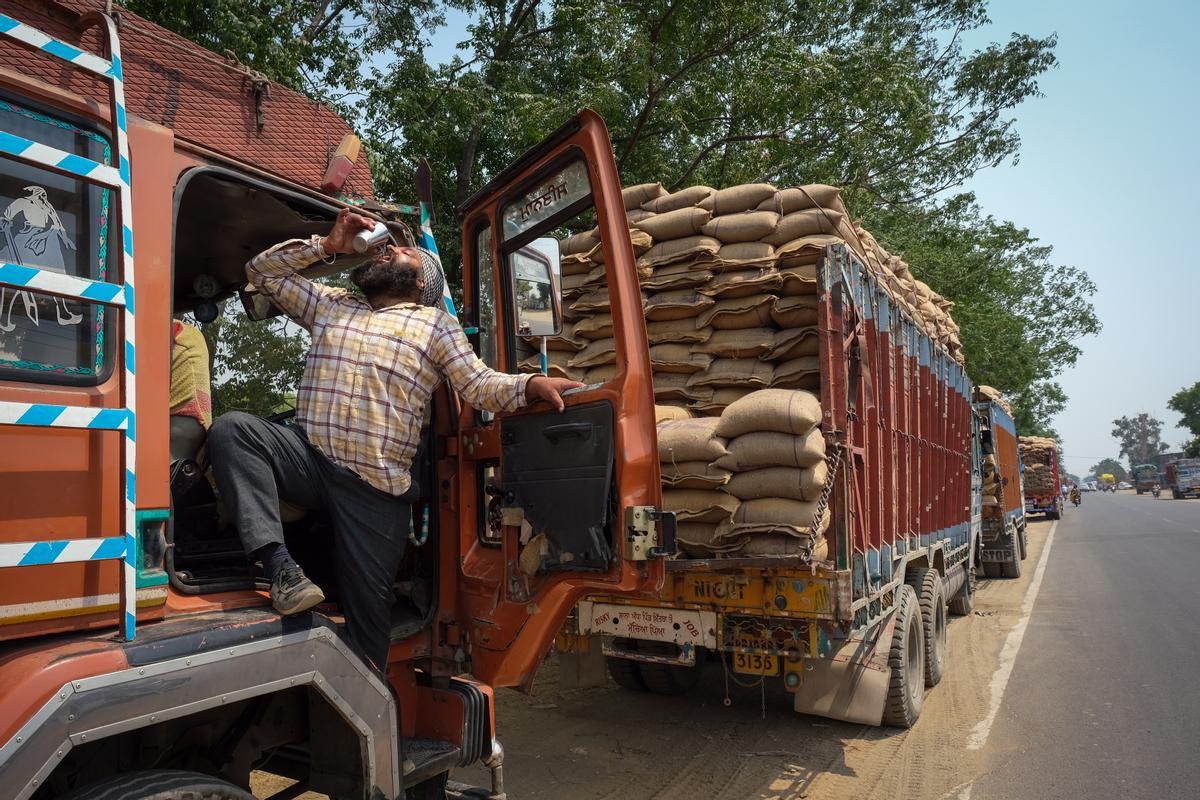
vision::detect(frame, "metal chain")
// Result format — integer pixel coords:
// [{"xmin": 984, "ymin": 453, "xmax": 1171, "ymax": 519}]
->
[{"xmin": 809, "ymin": 441, "xmax": 843, "ymax": 537}]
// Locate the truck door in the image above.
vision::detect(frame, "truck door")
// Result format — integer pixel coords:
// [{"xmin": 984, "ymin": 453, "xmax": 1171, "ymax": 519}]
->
[{"xmin": 451, "ymin": 110, "xmax": 669, "ymax": 689}]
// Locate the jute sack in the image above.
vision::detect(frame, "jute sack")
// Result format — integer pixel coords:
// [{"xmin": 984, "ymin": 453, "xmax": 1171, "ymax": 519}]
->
[
  {"xmin": 657, "ymin": 417, "xmax": 727, "ymax": 463},
  {"xmin": 588, "ymin": 229, "xmax": 653, "ymax": 263},
  {"xmin": 691, "ymin": 328, "xmax": 775, "ymax": 358},
  {"xmin": 724, "ymin": 462, "xmax": 827, "ymax": 502},
  {"xmin": 646, "ymin": 318, "xmax": 710, "ymax": 345},
  {"xmin": 686, "ymin": 358, "xmax": 774, "ymax": 390},
  {"xmin": 574, "ymin": 313, "xmax": 613, "ymax": 341},
  {"xmin": 716, "ymin": 388, "xmax": 821, "ymax": 438},
  {"xmin": 696, "ymin": 293, "xmax": 775, "ymax": 330},
  {"xmin": 645, "ymin": 289, "xmax": 714, "ymax": 321},
  {"xmin": 653, "ymin": 373, "xmax": 694, "ymax": 402},
  {"xmin": 765, "ymin": 327, "xmax": 818, "ymax": 360},
  {"xmin": 717, "ymin": 242, "xmax": 775, "ymax": 266},
  {"xmin": 623, "ymin": 182, "xmax": 667, "ymax": 211},
  {"xmin": 765, "ymin": 209, "xmax": 844, "ymax": 246},
  {"xmin": 518, "ymin": 354, "xmax": 582, "ymax": 381},
  {"xmin": 523, "ymin": 322, "xmax": 583, "ymax": 353},
  {"xmin": 637, "ymin": 206, "xmax": 712, "ymax": 241},
  {"xmin": 771, "ymin": 296, "xmax": 818, "ymax": 327},
  {"xmin": 643, "ymin": 185, "xmax": 715, "ymax": 214},
  {"xmin": 655, "ymin": 404, "xmax": 693, "ymax": 424},
  {"xmin": 641, "ymin": 262, "xmax": 713, "ymax": 291},
  {"xmin": 662, "ymin": 489, "xmax": 738, "ymax": 524},
  {"xmin": 772, "ymin": 357, "xmax": 821, "ymax": 390},
  {"xmin": 570, "ymin": 288, "xmax": 611, "ymax": 314},
  {"xmin": 688, "ymin": 387, "xmax": 756, "ymax": 416},
  {"xmin": 638, "ymin": 236, "xmax": 722, "ymax": 269},
  {"xmin": 728, "ymin": 498, "xmax": 829, "ymax": 531},
  {"xmin": 650, "ymin": 343, "xmax": 712, "ymax": 374},
  {"xmin": 715, "ymin": 427, "xmax": 825, "ymax": 470},
  {"xmin": 768, "ymin": 184, "xmax": 846, "ymax": 215},
  {"xmin": 700, "ymin": 183, "xmax": 779, "ymax": 215},
  {"xmin": 569, "ymin": 337, "xmax": 617, "ymax": 368},
  {"xmin": 677, "ymin": 523, "xmax": 746, "ymax": 557},
  {"xmin": 741, "ymin": 532, "xmax": 829, "ymax": 560},
  {"xmin": 776, "ymin": 234, "xmax": 842, "ymax": 267},
  {"xmin": 562, "ymin": 270, "xmax": 599, "ymax": 295},
  {"xmin": 700, "ymin": 211, "xmax": 780, "ymax": 244},
  {"xmin": 626, "ymin": 208, "xmax": 654, "ymax": 225},
  {"xmin": 560, "ymin": 254, "xmax": 597, "ymax": 277},
  {"xmin": 661, "ymin": 460, "xmax": 731, "ymax": 490},
  {"xmin": 562, "ymin": 229, "xmax": 599, "ymax": 255},
  {"xmin": 699, "ymin": 269, "xmax": 782, "ymax": 299},
  {"xmin": 777, "ymin": 264, "xmax": 818, "ymax": 296},
  {"xmin": 585, "ymin": 364, "xmax": 618, "ymax": 384}
]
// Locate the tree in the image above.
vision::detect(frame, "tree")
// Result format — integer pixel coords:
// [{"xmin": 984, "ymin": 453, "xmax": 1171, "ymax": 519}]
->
[
  {"xmin": 1111, "ymin": 413, "xmax": 1169, "ymax": 471},
  {"xmin": 1168, "ymin": 382, "xmax": 1200, "ymax": 457},
  {"xmin": 1087, "ymin": 458, "xmax": 1128, "ymax": 483},
  {"xmin": 861, "ymin": 195, "xmax": 1098, "ymax": 432}
]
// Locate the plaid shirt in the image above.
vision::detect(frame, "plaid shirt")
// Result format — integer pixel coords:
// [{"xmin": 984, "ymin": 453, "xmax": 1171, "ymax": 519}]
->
[{"xmin": 247, "ymin": 237, "xmax": 532, "ymax": 495}]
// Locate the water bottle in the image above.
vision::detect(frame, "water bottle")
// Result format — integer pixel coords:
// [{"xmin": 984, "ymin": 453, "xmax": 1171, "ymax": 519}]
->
[{"xmin": 352, "ymin": 221, "xmax": 391, "ymax": 254}]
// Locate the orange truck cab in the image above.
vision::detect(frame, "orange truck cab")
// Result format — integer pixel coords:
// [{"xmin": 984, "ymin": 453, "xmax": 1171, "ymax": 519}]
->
[{"xmin": 0, "ymin": 3, "xmax": 670, "ymax": 798}]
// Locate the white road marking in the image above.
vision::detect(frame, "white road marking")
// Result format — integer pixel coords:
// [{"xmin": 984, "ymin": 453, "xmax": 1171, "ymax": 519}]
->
[{"xmin": 966, "ymin": 520, "xmax": 1058, "ymax": 750}]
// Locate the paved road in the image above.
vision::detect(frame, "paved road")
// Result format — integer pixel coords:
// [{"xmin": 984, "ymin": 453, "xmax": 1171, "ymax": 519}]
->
[{"xmin": 971, "ymin": 492, "xmax": 1200, "ymax": 800}]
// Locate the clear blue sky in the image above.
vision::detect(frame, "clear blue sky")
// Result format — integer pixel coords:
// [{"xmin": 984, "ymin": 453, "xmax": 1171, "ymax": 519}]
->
[
  {"xmin": 418, "ymin": 2, "xmax": 1200, "ymax": 475},
  {"xmin": 961, "ymin": 0, "xmax": 1200, "ymax": 474}
]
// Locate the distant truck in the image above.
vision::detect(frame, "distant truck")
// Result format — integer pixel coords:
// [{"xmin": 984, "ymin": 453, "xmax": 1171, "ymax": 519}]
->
[
  {"xmin": 1019, "ymin": 436, "xmax": 1062, "ymax": 519},
  {"xmin": 1132, "ymin": 464, "xmax": 1158, "ymax": 494},
  {"xmin": 1100, "ymin": 473, "xmax": 1116, "ymax": 492},
  {"xmin": 1165, "ymin": 459, "xmax": 1200, "ymax": 499},
  {"xmin": 975, "ymin": 392, "xmax": 1028, "ymax": 578}
]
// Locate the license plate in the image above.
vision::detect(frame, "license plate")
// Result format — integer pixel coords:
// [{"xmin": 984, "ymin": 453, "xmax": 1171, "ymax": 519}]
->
[{"xmin": 732, "ymin": 650, "xmax": 779, "ymax": 676}]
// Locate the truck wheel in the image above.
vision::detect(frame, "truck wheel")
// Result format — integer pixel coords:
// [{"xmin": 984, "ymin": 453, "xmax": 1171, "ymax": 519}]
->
[
  {"xmin": 56, "ymin": 770, "xmax": 255, "ymax": 800},
  {"xmin": 1018, "ymin": 523, "xmax": 1029, "ymax": 561},
  {"xmin": 1000, "ymin": 540, "xmax": 1022, "ymax": 579},
  {"xmin": 882, "ymin": 584, "xmax": 924, "ymax": 727},
  {"xmin": 1173, "ymin": 488, "xmax": 1181, "ymax": 500},
  {"xmin": 948, "ymin": 568, "xmax": 976, "ymax": 616},
  {"xmin": 905, "ymin": 568, "xmax": 947, "ymax": 687},
  {"xmin": 639, "ymin": 642, "xmax": 704, "ymax": 695},
  {"xmin": 982, "ymin": 561, "xmax": 1002, "ymax": 579},
  {"xmin": 606, "ymin": 640, "xmax": 647, "ymax": 691}
]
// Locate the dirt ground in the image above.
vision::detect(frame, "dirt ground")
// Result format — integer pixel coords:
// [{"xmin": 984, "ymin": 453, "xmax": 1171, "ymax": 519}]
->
[{"xmin": 256, "ymin": 520, "xmax": 1050, "ymax": 799}]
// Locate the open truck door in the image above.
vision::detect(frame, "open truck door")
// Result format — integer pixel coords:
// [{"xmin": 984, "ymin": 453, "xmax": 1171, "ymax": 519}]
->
[{"xmin": 451, "ymin": 110, "xmax": 671, "ymax": 689}]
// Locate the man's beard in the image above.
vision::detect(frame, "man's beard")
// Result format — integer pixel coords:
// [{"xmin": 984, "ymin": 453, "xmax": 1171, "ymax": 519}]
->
[{"xmin": 351, "ymin": 255, "xmax": 418, "ymax": 298}]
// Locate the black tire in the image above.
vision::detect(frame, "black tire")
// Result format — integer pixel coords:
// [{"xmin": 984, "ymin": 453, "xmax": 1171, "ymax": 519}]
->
[
  {"xmin": 1018, "ymin": 522, "xmax": 1029, "ymax": 561},
  {"xmin": 948, "ymin": 567, "xmax": 976, "ymax": 616},
  {"xmin": 905, "ymin": 568, "xmax": 947, "ymax": 688},
  {"xmin": 606, "ymin": 642, "xmax": 647, "ymax": 692},
  {"xmin": 981, "ymin": 561, "xmax": 1002, "ymax": 579},
  {"xmin": 638, "ymin": 642, "xmax": 704, "ymax": 695},
  {"xmin": 882, "ymin": 584, "xmax": 925, "ymax": 727},
  {"xmin": 56, "ymin": 770, "xmax": 254, "ymax": 800},
  {"xmin": 999, "ymin": 531, "xmax": 1022, "ymax": 579},
  {"xmin": 1173, "ymin": 488, "xmax": 1181, "ymax": 500}
]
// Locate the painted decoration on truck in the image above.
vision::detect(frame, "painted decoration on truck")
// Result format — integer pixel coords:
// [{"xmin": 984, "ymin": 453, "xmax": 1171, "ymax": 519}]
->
[{"xmin": 0, "ymin": 98, "xmax": 111, "ymax": 379}]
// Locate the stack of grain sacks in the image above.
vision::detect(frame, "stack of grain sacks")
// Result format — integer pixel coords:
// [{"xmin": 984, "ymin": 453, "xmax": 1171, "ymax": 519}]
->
[
  {"xmin": 524, "ymin": 181, "xmax": 966, "ymax": 562},
  {"xmin": 981, "ymin": 455, "xmax": 1001, "ymax": 507},
  {"xmin": 1018, "ymin": 436, "xmax": 1058, "ymax": 495},
  {"xmin": 977, "ymin": 385, "xmax": 1013, "ymax": 417},
  {"xmin": 653, "ymin": 390, "xmax": 829, "ymax": 560}
]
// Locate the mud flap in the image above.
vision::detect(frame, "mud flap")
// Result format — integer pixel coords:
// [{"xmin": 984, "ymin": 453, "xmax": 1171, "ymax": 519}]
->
[
  {"xmin": 556, "ymin": 634, "xmax": 609, "ymax": 690},
  {"xmin": 792, "ymin": 613, "xmax": 897, "ymax": 726}
]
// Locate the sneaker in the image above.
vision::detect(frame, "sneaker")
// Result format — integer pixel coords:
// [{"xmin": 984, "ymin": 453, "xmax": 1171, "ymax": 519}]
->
[{"xmin": 270, "ymin": 564, "xmax": 325, "ymax": 615}]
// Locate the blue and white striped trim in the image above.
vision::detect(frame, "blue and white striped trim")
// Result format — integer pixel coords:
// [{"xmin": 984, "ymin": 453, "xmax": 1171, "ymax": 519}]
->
[
  {"xmin": 0, "ymin": 262, "xmax": 126, "ymax": 305},
  {"xmin": 0, "ymin": 12, "xmax": 138, "ymax": 641},
  {"xmin": 420, "ymin": 199, "xmax": 459, "ymax": 318},
  {"xmin": 0, "ymin": 13, "xmax": 116, "ymax": 77},
  {"xmin": 0, "ymin": 401, "xmax": 130, "ymax": 431},
  {"xmin": 0, "ymin": 537, "xmax": 128, "ymax": 568}
]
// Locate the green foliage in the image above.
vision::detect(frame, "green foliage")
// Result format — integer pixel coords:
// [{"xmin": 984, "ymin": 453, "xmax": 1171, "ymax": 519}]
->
[
  {"xmin": 1087, "ymin": 458, "xmax": 1128, "ymax": 483},
  {"xmin": 194, "ymin": 305, "xmax": 307, "ymax": 418},
  {"xmin": 1168, "ymin": 381, "xmax": 1200, "ymax": 455},
  {"xmin": 861, "ymin": 195, "xmax": 1097, "ymax": 433},
  {"xmin": 1111, "ymin": 413, "xmax": 1169, "ymax": 472},
  {"xmin": 129, "ymin": 0, "xmax": 1085, "ymax": 427}
]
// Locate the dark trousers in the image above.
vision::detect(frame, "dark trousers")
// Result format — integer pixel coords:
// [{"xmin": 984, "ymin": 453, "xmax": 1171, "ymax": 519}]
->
[{"xmin": 208, "ymin": 411, "xmax": 413, "ymax": 670}]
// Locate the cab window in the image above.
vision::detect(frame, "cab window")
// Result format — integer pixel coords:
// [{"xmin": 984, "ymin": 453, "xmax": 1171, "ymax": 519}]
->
[{"xmin": 0, "ymin": 95, "xmax": 114, "ymax": 384}]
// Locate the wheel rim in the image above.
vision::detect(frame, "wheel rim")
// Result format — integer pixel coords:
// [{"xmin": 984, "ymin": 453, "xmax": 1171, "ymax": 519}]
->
[{"xmin": 907, "ymin": 613, "xmax": 922, "ymax": 701}]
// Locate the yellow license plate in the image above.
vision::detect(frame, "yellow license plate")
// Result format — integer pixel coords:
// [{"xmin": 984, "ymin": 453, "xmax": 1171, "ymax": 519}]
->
[{"xmin": 732, "ymin": 650, "xmax": 779, "ymax": 676}]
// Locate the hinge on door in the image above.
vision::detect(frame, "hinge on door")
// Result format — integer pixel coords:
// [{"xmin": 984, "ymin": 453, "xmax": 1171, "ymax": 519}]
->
[{"xmin": 624, "ymin": 506, "xmax": 678, "ymax": 560}]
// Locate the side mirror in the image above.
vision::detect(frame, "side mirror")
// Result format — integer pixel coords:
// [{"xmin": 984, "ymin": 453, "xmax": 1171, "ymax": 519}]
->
[
  {"xmin": 510, "ymin": 236, "xmax": 562, "ymax": 337},
  {"xmin": 240, "ymin": 288, "xmax": 286, "ymax": 321}
]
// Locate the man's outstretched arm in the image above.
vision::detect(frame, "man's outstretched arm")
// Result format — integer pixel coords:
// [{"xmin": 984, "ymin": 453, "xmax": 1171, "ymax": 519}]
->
[{"xmin": 246, "ymin": 209, "xmax": 376, "ymax": 330}]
